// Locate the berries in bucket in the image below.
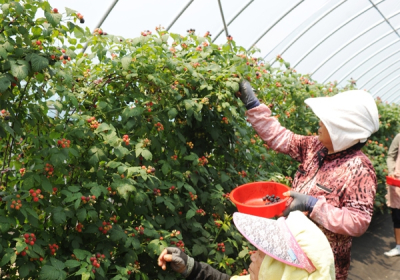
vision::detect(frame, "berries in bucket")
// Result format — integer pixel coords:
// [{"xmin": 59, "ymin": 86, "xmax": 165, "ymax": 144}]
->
[{"xmin": 230, "ymin": 181, "xmax": 290, "ymax": 218}]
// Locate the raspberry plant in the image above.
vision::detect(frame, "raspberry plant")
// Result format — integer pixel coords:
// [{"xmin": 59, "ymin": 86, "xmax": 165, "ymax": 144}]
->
[{"xmin": 0, "ymin": 1, "xmax": 398, "ymax": 279}]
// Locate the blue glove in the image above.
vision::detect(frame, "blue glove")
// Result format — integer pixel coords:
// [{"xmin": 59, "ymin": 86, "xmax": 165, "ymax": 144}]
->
[
  {"xmin": 238, "ymin": 80, "xmax": 260, "ymax": 110},
  {"xmin": 283, "ymin": 191, "xmax": 318, "ymax": 217}
]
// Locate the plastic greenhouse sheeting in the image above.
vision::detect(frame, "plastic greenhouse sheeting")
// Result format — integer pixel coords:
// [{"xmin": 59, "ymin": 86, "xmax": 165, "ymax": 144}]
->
[{"xmin": 47, "ymin": 0, "xmax": 400, "ymax": 103}]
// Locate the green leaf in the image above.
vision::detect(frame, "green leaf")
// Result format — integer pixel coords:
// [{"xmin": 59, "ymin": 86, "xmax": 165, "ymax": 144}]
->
[
  {"xmin": 115, "ymin": 146, "xmax": 130, "ymax": 159},
  {"xmin": 0, "ymin": 75, "xmax": 11, "ymax": 92},
  {"xmin": 184, "ymin": 153, "xmax": 197, "ymax": 161},
  {"xmin": 183, "ymin": 183, "xmax": 196, "ymax": 194},
  {"xmin": 30, "ymin": 54, "xmax": 49, "ymax": 72},
  {"xmin": 52, "ymin": 207, "xmax": 66, "ymax": 224},
  {"xmin": 141, "ymin": 149, "xmax": 152, "ymax": 160},
  {"xmin": 192, "ymin": 244, "xmax": 204, "ymax": 256},
  {"xmin": 10, "ymin": 59, "xmax": 29, "ymax": 80},
  {"xmin": 73, "ymin": 249, "xmax": 91, "ymax": 260},
  {"xmin": 186, "ymin": 209, "xmax": 195, "ymax": 219},
  {"xmin": 65, "ymin": 259, "xmax": 81, "ymax": 268},
  {"xmin": 39, "ymin": 265, "xmax": 61, "ymax": 280},
  {"xmin": 95, "ymin": 123, "xmax": 111, "ymax": 132},
  {"xmin": 168, "ymin": 108, "xmax": 178, "ymax": 119},
  {"xmin": 50, "ymin": 257, "xmax": 65, "ymax": 270},
  {"xmin": 0, "ymin": 46, "xmax": 7, "ymax": 59},
  {"xmin": 65, "ymin": 7, "xmax": 78, "ymax": 16},
  {"xmin": 76, "ymin": 208, "xmax": 86, "ymax": 222},
  {"xmin": 44, "ymin": 11, "xmax": 62, "ymax": 26},
  {"xmin": 121, "ymin": 56, "xmax": 131, "ymax": 70}
]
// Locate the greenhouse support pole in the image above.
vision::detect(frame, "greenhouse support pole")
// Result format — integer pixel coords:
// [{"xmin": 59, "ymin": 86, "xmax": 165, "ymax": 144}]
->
[
  {"xmin": 82, "ymin": 0, "xmax": 120, "ymax": 53},
  {"xmin": 167, "ymin": 0, "xmax": 195, "ymax": 31},
  {"xmin": 217, "ymin": 0, "xmax": 232, "ymax": 51}
]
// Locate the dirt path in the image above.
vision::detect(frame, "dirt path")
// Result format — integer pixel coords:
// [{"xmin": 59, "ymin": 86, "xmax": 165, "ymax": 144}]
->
[{"xmin": 348, "ymin": 212, "xmax": 400, "ymax": 279}]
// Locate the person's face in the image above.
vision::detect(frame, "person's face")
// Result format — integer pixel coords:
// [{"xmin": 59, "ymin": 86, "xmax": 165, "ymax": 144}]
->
[
  {"xmin": 249, "ymin": 250, "xmax": 266, "ymax": 280},
  {"xmin": 318, "ymin": 120, "xmax": 334, "ymax": 153}
]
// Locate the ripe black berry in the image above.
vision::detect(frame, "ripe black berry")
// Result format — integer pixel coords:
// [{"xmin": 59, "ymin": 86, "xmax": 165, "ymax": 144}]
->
[
  {"xmin": 80, "ymin": 18, "xmax": 85, "ymax": 24},
  {"xmin": 63, "ymin": 55, "xmax": 68, "ymax": 60}
]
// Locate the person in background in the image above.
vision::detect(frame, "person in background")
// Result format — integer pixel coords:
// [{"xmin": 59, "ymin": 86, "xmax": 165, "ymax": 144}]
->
[
  {"xmin": 384, "ymin": 133, "xmax": 400, "ymax": 257},
  {"xmin": 157, "ymin": 210, "xmax": 335, "ymax": 280},
  {"xmin": 237, "ymin": 80, "xmax": 379, "ymax": 280}
]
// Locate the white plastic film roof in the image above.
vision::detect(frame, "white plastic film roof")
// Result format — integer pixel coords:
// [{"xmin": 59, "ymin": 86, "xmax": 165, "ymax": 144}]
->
[{"xmin": 48, "ymin": 0, "xmax": 400, "ymax": 103}]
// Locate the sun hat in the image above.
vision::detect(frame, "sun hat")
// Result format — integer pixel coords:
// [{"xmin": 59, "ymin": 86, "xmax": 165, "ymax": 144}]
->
[
  {"xmin": 232, "ymin": 211, "xmax": 335, "ymax": 276},
  {"xmin": 304, "ymin": 90, "xmax": 379, "ymax": 153}
]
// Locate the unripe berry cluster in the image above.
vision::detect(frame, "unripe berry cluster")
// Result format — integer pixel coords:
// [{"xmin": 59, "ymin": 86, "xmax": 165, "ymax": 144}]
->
[
  {"xmin": 29, "ymin": 189, "xmax": 43, "ymax": 202},
  {"xmin": 1, "ymin": 109, "xmax": 10, "ymax": 120},
  {"xmin": 196, "ymin": 209, "xmax": 206, "ymax": 216},
  {"xmin": 11, "ymin": 198, "xmax": 22, "ymax": 210},
  {"xmin": 76, "ymin": 12, "xmax": 85, "ymax": 24},
  {"xmin": 122, "ymin": 134, "xmax": 130, "ymax": 145},
  {"xmin": 19, "ymin": 168, "xmax": 26, "ymax": 176},
  {"xmin": 170, "ymin": 155, "xmax": 178, "ymax": 161},
  {"xmin": 135, "ymin": 226, "xmax": 144, "ymax": 235},
  {"xmin": 141, "ymin": 165, "xmax": 156, "ymax": 174},
  {"xmin": 238, "ymin": 170, "xmax": 247, "ymax": 178},
  {"xmin": 75, "ymin": 222, "xmax": 84, "ymax": 232},
  {"xmin": 142, "ymin": 138, "xmax": 151, "ymax": 147},
  {"xmin": 107, "ymin": 186, "xmax": 116, "ymax": 196},
  {"xmin": 57, "ymin": 138, "xmax": 70, "ymax": 148},
  {"xmin": 227, "ymin": 35, "xmax": 233, "ymax": 41},
  {"xmin": 24, "ymin": 233, "xmax": 36, "ymax": 246},
  {"xmin": 216, "ymin": 242, "xmax": 225, "ymax": 252},
  {"xmin": 169, "ymin": 185, "xmax": 178, "ymax": 193},
  {"xmin": 44, "ymin": 163, "xmax": 54, "ymax": 177},
  {"xmin": 81, "ymin": 195, "xmax": 96, "ymax": 204},
  {"xmin": 239, "ymin": 269, "xmax": 249, "ymax": 276},
  {"xmin": 222, "ymin": 193, "xmax": 230, "ymax": 199},
  {"xmin": 90, "ymin": 253, "xmax": 105, "ymax": 272},
  {"xmin": 198, "ymin": 156, "xmax": 208, "ymax": 166},
  {"xmin": 141, "ymin": 30, "xmax": 152, "ymax": 36},
  {"xmin": 98, "ymin": 221, "xmax": 112, "ymax": 235},
  {"xmin": 189, "ymin": 192, "xmax": 197, "ymax": 201},
  {"xmin": 153, "ymin": 188, "xmax": 161, "ymax": 196},
  {"xmin": 48, "ymin": 243, "xmax": 59, "ymax": 255},
  {"xmin": 186, "ymin": 141, "xmax": 194, "ymax": 149},
  {"xmin": 87, "ymin": 116, "xmax": 100, "ymax": 130},
  {"xmin": 204, "ymin": 31, "xmax": 211, "ymax": 37},
  {"xmin": 93, "ymin": 28, "xmax": 107, "ymax": 36},
  {"xmin": 154, "ymin": 122, "xmax": 164, "ymax": 131}
]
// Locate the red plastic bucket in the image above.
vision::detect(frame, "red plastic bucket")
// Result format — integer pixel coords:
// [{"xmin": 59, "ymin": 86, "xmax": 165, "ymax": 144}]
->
[
  {"xmin": 230, "ymin": 181, "xmax": 290, "ymax": 218},
  {"xmin": 386, "ymin": 176, "xmax": 400, "ymax": 187}
]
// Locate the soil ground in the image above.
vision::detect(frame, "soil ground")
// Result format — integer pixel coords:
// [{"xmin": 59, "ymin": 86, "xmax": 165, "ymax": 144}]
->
[{"xmin": 348, "ymin": 212, "xmax": 400, "ymax": 280}]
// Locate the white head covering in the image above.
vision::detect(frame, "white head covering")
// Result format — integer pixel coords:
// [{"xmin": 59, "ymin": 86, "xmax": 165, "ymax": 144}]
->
[{"xmin": 304, "ymin": 90, "xmax": 379, "ymax": 153}]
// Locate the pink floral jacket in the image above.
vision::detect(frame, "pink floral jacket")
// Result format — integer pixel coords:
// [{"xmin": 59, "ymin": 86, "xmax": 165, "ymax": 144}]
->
[{"xmin": 247, "ymin": 104, "xmax": 377, "ymax": 280}]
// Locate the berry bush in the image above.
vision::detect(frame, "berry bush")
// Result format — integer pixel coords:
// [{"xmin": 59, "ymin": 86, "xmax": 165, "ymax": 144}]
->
[{"xmin": 0, "ymin": 1, "xmax": 398, "ymax": 279}]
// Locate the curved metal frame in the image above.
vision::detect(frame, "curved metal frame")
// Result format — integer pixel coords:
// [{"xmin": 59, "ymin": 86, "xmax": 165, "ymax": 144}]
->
[
  {"xmin": 380, "ymin": 79, "xmax": 400, "ymax": 101},
  {"xmin": 322, "ymin": 9, "xmax": 400, "ymax": 84},
  {"xmin": 312, "ymin": 16, "xmax": 391, "ymax": 76},
  {"xmin": 293, "ymin": 1, "xmax": 382, "ymax": 69},
  {"xmin": 337, "ymin": 40, "xmax": 400, "ymax": 85},
  {"xmin": 385, "ymin": 83, "xmax": 400, "ymax": 103},
  {"xmin": 367, "ymin": 63, "xmax": 400, "ymax": 92},
  {"xmin": 247, "ymin": 0, "xmax": 305, "ymax": 51},
  {"xmin": 387, "ymin": 86, "xmax": 400, "ymax": 103},
  {"xmin": 373, "ymin": 72, "xmax": 400, "ymax": 98},
  {"xmin": 166, "ymin": 0, "xmax": 195, "ymax": 31},
  {"xmin": 360, "ymin": 57, "xmax": 400, "ymax": 89},
  {"xmin": 213, "ymin": 0, "xmax": 254, "ymax": 42},
  {"xmin": 217, "ymin": 0, "xmax": 230, "ymax": 40},
  {"xmin": 266, "ymin": 0, "xmax": 347, "ymax": 63}
]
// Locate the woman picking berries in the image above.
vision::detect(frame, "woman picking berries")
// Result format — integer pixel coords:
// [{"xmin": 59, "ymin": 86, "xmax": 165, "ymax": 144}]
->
[
  {"xmin": 237, "ymin": 80, "xmax": 379, "ymax": 280},
  {"xmin": 158, "ymin": 211, "xmax": 335, "ymax": 279}
]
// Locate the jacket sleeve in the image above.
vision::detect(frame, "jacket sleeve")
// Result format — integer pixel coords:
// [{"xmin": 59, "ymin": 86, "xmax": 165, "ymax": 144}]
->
[
  {"xmin": 186, "ymin": 261, "xmax": 231, "ymax": 280},
  {"xmin": 387, "ymin": 134, "xmax": 400, "ymax": 175},
  {"xmin": 310, "ymin": 159, "xmax": 377, "ymax": 237},
  {"xmin": 246, "ymin": 104, "xmax": 317, "ymax": 163}
]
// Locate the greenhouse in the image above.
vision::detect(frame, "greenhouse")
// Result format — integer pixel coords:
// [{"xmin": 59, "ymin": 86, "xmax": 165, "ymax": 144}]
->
[{"xmin": 0, "ymin": 0, "xmax": 400, "ymax": 279}]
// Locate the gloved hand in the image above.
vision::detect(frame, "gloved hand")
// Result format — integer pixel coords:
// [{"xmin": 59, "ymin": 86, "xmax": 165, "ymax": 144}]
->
[
  {"xmin": 157, "ymin": 247, "xmax": 194, "ymax": 277},
  {"xmin": 282, "ymin": 191, "xmax": 318, "ymax": 217},
  {"xmin": 237, "ymin": 80, "xmax": 260, "ymax": 110}
]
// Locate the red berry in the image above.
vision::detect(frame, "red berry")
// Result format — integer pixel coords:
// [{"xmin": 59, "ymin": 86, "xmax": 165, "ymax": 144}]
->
[
  {"xmin": 36, "ymin": 40, "xmax": 41, "ymax": 45},
  {"xmin": 53, "ymin": 8, "xmax": 58, "ymax": 13}
]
